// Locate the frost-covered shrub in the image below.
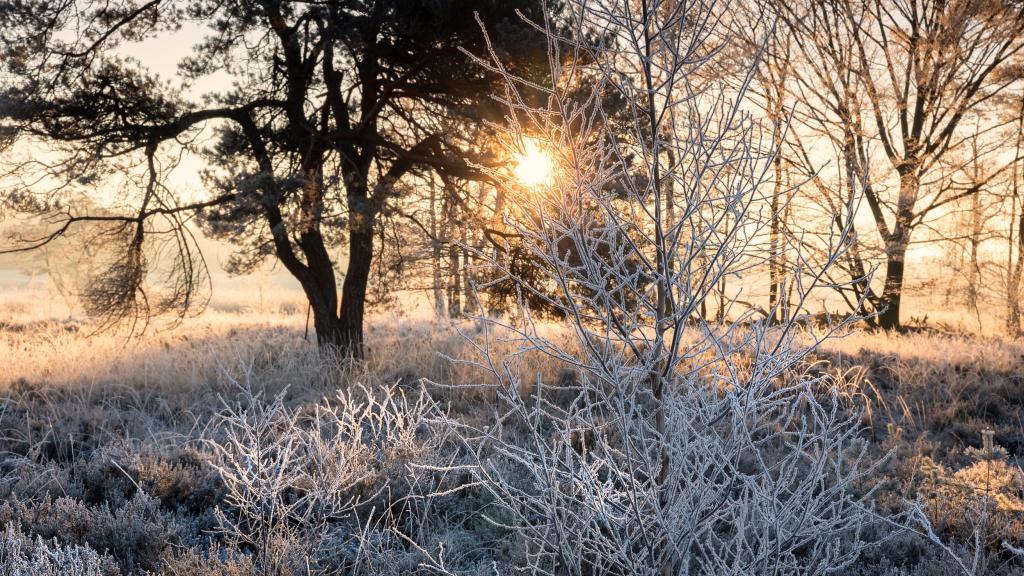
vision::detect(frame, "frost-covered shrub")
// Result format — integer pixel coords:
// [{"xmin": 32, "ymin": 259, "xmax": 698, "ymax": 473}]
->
[
  {"xmin": 0, "ymin": 522, "xmax": 120, "ymax": 576},
  {"xmin": 910, "ymin": 431, "xmax": 1024, "ymax": 575},
  {"xmin": 0, "ymin": 491, "xmax": 180, "ymax": 573},
  {"xmin": 206, "ymin": 381, "xmax": 442, "ymax": 574},
  {"xmin": 430, "ymin": 1, "xmax": 885, "ymax": 574},
  {"xmin": 156, "ymin": 544, "xmax": 256, "ymax": 576},
  {"xmin": 72, "ymin": 443, "xmax": 223, "ymax": 516}
]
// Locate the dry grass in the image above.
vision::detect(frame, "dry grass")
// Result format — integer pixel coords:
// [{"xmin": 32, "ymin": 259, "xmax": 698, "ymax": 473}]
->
[{"xmin": 0, "ymin": 292, "xmax": 1023, "ymax": 574}]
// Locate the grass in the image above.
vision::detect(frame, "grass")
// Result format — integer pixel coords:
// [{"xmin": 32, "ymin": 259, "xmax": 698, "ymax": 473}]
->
[{"xmin": 1, "ymin": 290, "xmax": 1023, "ymax": 574}]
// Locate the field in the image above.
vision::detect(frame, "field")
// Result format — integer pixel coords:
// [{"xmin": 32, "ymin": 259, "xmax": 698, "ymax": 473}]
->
[
  {"xmin": 0, "ymin": 283, "xmax": 1022, "ymax": 576},
  {"xmin": 3, "ymin": 0, "xmax": 1024, "ymax": 572}
]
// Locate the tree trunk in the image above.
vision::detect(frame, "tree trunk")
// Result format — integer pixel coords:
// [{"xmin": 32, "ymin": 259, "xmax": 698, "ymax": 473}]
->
[
  {"xmin": 1010, "ymin": 200, "xmax": 1024, "ymax": 339},
  {"xmin": 1008, "ymin": 177, "xmax": 1024, "ymax": 337},
  {"xmin": 769, "ymin": 154, "xmax": 783, "ymax": 324},
  {"xmin": 877, "ymin": 167, "xmax": 918, "ymax": 330},
  {"xmin": 448, "ymin": 240, "xmax": 462, "ymax": 318},
  {"xmin": 444, "ymin": 184, "xmax": 462, "ymax": 318},
  {"xmin": 1008, "ymin": 227, "xmax": 1023, "ymax": 336},
  {"xmin": 336, "ymin": 203, "xmax": 375, "ymax": 358},
  {"xmin": 293, "ymin": 244, "xmax": 344, "ymax": 350},
  {"xmin": 308, "ymin": 291, "xmax": 343, "ymax": 348},
  {"xmin": 766, "ymin": 72, "xmax": 786, "ymax": 325},
  {"xmin": 430, "ymin": 181, "xmax": 447, "ymax": 319},
  {"xmin": 966, "ymin": 178, "xmax": 984, "ymax": 331},
  {"xmin": 1008, "ymin": 96, "xmax": 1024, "ymax": 338},
  {"xmin": 877, "ymin": 254, "xmax": 905, "ymax": 330},
  {"xmin": 461, "ymin": 223, "xmax": 471, "ymax": 311}
]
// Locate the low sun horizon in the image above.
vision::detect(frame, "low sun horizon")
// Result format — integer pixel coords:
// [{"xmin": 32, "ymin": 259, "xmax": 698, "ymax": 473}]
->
[{"xmin": 512, "ymin": 137, "xmax": 556, "ymax": 188}]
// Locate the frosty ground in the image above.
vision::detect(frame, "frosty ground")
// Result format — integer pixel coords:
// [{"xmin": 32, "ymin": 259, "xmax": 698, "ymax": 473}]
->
[{"xmin": 0, "ymin": 298, "xmax": 1022, "ymax": 575}]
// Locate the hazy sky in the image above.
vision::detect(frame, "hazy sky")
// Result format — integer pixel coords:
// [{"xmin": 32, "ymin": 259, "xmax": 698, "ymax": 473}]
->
[
  {"xmin": 0, "ymin": 22, "xmax": 312, "ymax": 304},
  {"xmin": 119, "ymin": 23, "xmax": 234, "ymax": 199}
]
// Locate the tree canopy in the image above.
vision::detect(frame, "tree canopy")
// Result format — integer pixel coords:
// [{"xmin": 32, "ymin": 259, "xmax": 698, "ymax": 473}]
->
[{"xmin": 0, "ymin": 0, "xmax": 549, "ymax": 354}]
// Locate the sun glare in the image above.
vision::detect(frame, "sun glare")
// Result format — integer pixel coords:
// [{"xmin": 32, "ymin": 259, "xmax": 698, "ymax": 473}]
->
[{"xmin": 513, "ymin": 138, "xmax": 555, "ymax": 187}]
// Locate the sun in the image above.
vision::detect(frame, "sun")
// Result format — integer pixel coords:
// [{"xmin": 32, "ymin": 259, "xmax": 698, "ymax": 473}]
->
[{"xmin": 512, "ymin": 138, "xmax": 555, "ymax": 187}]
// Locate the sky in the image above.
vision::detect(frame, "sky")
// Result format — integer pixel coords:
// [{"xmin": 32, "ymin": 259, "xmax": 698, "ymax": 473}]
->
[{"xmin": 0, "ymin": 21, "xmax": 313, "ymax": 309}]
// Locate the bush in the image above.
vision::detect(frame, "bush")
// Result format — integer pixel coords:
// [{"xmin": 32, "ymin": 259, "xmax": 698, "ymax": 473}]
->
[
  {"xmin": 0, "ymin": 522, "xmax": 120, "ymax": 576},
  {"xmin": 432, "ymin": 1, "xmax": 886, "ymax": 573},
  {"xmin": 206, "ymin": 380, "xmax": 443, "ymax": 574},
  {"xmin": 0, "ymin": 492, "xmax": 181, "ymax": 573}
]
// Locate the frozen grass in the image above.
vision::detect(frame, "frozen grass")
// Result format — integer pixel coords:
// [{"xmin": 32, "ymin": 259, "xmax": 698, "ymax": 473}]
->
[{"xmin": 0, "ymin": 303, "xmax": 1021, "ymax": 574}]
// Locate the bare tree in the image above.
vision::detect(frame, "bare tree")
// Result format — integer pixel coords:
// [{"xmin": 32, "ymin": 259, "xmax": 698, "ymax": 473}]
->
[
  {"xmin": 936, "ymin": 126, "xmax": 1011, "ymax": 331},
  {"xmin": 779, "ymin": 0, "xmax": 1024, "ymax": 329},
  {"xmin": 0, "ymin": 0, "xmax": 546, "ymax": 355},
  {"xmin": 735, "ymin": 0, "xmax": 802, "ymax": 323},
  {"xmin": 426, "ymin": 2, "xmax": 881, "ymax": 574}
]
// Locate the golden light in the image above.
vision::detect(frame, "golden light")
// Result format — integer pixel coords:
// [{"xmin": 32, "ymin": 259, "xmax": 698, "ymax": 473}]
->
[{"xmin": 512, "ymin": 138, "xmax": 555, "ymax": 187}]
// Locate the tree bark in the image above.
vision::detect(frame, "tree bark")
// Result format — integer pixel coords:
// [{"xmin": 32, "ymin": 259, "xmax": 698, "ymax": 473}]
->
[
  {"xmin": 1007, "ymin": 215, "xmax": 1022, "ymax": 336},
  {"xmin": 461, "ymin": 222, "xmax": 471, "ymax": 312},
  {"xmin": 448, "ymin": 239, "xmax": 462, "ymax": 318},
  {"xmin": 1009, "ymin": 98, "xmax": 1024, "ymax": 338},
  {"xmin": 877, "ymin": 166, "xmax": 918, "ymax": 330},
  {"xmin": 877, "ymin": 255, "xmax": 906, "ymax": 330},
  {"xmin": 446, "ymin": 196, "xmax": 462, "ymax": 318},
  {"xmin": 307, "ymin": 288, "xmax": 343, "ymax": 348},
  {"xmin": 769, "ymin": 153, "xmax": 783, "ymax": 324},
  {"xmin": 430, "ymin": 181, "xmax": 447, "ymax": 319},
  {"xmin": 336, "ymin": 199, "xmax": 375, "ymax": 357}
]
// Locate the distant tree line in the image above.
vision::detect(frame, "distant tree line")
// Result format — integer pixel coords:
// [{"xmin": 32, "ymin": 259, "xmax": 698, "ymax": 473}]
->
[
  {"xmin": 2, "ymin": 0, "xmax": 1024, "ymax": 356},
  {"xmin": 349, "ymin": 0, "xmax": 1024, "ymax": 336},
  {"xmin": 745, "ymin": 0, "xmax": 1024, "ymax": 332}
]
